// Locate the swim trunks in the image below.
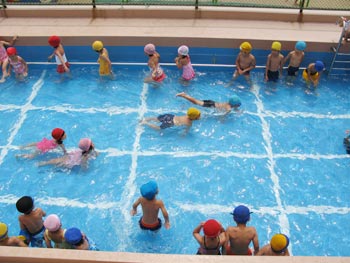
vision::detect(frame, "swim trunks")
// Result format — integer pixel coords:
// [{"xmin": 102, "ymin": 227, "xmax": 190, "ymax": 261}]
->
[
  {"xmin": 57, "ymin": 62, "xmax": 70, "ymax": 73},
  {"xmin": 267, "ymin": 70, "xmax": 279, "ymax": 82},
  {"xmin": 225, "ymin": 245, "xmax": 252, "ymax": 255},
  {"xmin": 157, "ymin": 114, "xmax": 175, "ymax": 129},
  {"xmin": 287, "ymin": 66, "xmax": 299, "ymax": 76},
  {"xmin": 36, "ymin": 138, "xmax": 58, "ymax": 153},
  {"xmin": 203, "ymin": 100, "xmax": 216, "ymax": 108},
  {"xmin": 237, "ymin": 67, "xmax": 250, "ymax": 75},
  {"xmin": 55, "ymin": 53, "xmax": 70, "ymax": 73},
  {"xmin": 20, "ymin": 226, "xmax": 45, "ymax": 247},
  {"xmin": 139, "ymin": 217, "xmax": 162, "ymax": 231}
]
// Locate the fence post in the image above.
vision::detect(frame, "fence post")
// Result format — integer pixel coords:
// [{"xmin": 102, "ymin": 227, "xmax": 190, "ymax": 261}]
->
[
  {"xmin": 1, "ymin": 0, "xmax": 7, "ymax": 9},
  {"xmin": 195, "ymin": 0, "xmax": 198, "ymax": 10},
  {"xmin": 92, "ymin": 0, "xmax": 96, "ymax": 8},
  {"xmin": 297, "ymin": 0, "xmax": 305, "ymax": 22}
]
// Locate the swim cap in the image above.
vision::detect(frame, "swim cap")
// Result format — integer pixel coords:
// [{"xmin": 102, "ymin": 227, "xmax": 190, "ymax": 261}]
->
[
  {"xmin": 144, "ymin": 43, "xmax": 156, "ymax": 55},
  {"xmin": 228, "ymin": 95, "xmax": 241, "ymax": 107},
  {"xmin": 44, "ymin": 214, "xmax": 61, "ymax": 232},
  {"xmin": 203, "ymin": 219, "xmax": 221, "ymax": 238},
  {"xmin": 270, "ymin": 234, "xmax": 289, "ymax": 253},
  {"xmin": 0, "ymin": 222, "xmax": 8, "ymax": 241},
  {"xmin": 6, "ymin": 47, "xmax": 17, "ymax": 56},
  {"xmin": 315, "ymin": 61, "xmax": 325, "ymax": 72},
  {"xmin": 92, "ymin": 41, "xmax": 103, "ymax": 52},
  {"xmin": 271, "ymin": 41, "xmax": 282, "ymax": 51},
  {"xmin": 240, "ymin": 42, "xmax": 252, "ymax": 52},
  {"xmin": 78, "ymin": 138, "xmax": 92, "ymax": 152},
  {"xmin": 178, "ymin": 45, "xmax": 189, "ymax": 56},
  {"xmin": 64, "ymin": 227, "xmax": 83, "ymax": 245},
  {"xmin": 16, "ymin": 196, "xmax": 34, "ymax": 214},
  {"xmin": 231, "ymin": 205, "xmax": 252, "ymax": 224},
  {"xmin": 48, "ymin": 35, "xmax": 61, "ymax": 47},
  {"xmin": 187, "ymin": 107, "xmax": 201, "ymax": 120},
  {"xmin": 51, "ymin": 128, "xmax": 65, "ymax": 141},
  {"xmin": 295, "ymin": 41, "xmax": 306, "ymax": 51},
  {"xmin": 140, "ymin": 180, "xmax": 158, "ymax": 200}
]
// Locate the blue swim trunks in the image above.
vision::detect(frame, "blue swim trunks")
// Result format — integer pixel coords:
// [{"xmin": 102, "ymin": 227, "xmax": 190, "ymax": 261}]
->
[
  {"xmin": 19, "ymin": 226, "xmax": 45, "ymax": 247},
  {"xmin": 157, "ymin": 114, "xmax": 175, "ymax": 129}
]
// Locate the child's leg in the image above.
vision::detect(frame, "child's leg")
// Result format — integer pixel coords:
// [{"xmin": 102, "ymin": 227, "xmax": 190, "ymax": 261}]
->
[{"xmin": 176, "ymin": 92, "xmax": 203, "ymax": 106}]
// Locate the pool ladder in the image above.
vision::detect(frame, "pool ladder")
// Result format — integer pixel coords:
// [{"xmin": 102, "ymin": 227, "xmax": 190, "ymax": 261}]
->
[{"xmin": 328, "ymin": 19, "xmax": 350, "ymax": 76}]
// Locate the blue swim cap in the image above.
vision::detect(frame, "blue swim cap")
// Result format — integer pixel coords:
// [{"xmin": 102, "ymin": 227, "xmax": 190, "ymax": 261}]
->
[
  {"xmin": 295, "ymin": 41, "xmax": 306, "ymax": 51},
  {"xmin": 315, "ymin": 61, "xmax": 325, "ymax": 72},
  {"xmin": 64, "ymin": 227, "xmax": 82, "ymax": 245},
  {"xmin": 228, "ymin": 95, "xmax": 242, "ymax": 107},
  {"xmin": 231, "ymin": 205, "xmax": 252, "ymax": 224},
  {"xmin": 140, "ymin": 181, "xmax": 158, "ymax": 200}
]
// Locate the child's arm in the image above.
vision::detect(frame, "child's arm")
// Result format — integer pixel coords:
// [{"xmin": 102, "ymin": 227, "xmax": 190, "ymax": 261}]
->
[
  {"xmin": 252, "ymin": 228, "xmax": 260, "ymax": 255},
  {"xmin": 265, "ymin": 55, "xmax": 271, "ymax": 81},
  {"xmin": 192, "ymin": 222, "xmax": 204, "ymax": 244},
  {"xmin": 19, "ymin": 57, "xmax": 28, "ymax": 74},
  {"xmin": 58, "ymin": 143, "xmax": 67, "ymax": 154},
  {"xmin": 279, "ymin": 55, "xmax": 284, "ymax": 75},
  {"xmin": 159, "ymin": 200, "xmax": 170, "ymax": 229},
  {"xmin": 282, "ymin": 52, "xmax": 291, "ymax": 66},
  {"xmin": 130, "ymin": 198, "xmax": 141, "ymax": 216},
  {"xmin": 44, "ymin": 231, "xmax": 53, "ymax": 248},
  {"xmin": 174, "ymin": 56, "xmax": 182, "ymax": 69},
  {"xmin": 100, "ymin": 53, "xmax": 112, "ymax": 73}
]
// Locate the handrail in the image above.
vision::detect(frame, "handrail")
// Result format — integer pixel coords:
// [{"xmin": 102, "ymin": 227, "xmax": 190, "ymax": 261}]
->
[{"xmin": 328, "ymin": 19, "xmax": 347, "ymax": 75}]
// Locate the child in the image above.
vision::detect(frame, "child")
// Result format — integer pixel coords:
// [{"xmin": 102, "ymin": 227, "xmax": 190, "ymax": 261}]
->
[
  {"xmin": 143, "ymin": 43, "xmax": 166, "ymax": 84},
  {"xmin": 226, "ymin": 41, "xmax": 256, "ymax": 89},
  {"xmin": 256, "ymin": 234, "xmax": 290, "ymax": 256},
  {"xmin": 336, "ymin": 16, "xmax": 350, "ymax": 43},
  {"xmin": 343, "ymin": 130, "xmax": 350, "ymax": 154},
  {"xmin": 130, "ymin": 180, "xmax": 170, "ymax": 231},
  {"xmin": 265, "ymin": 41, "xmax": 284, "ymax": 83},
  {"xmin": 92, "ymin": 40, "xmax": 113, "ymax": 78},
  {"xmin": 0, "ymin": 222, "xmax": 28, "ymax": 247},
  {"xmin": 64, "ymin": 227, "xmax": 98, "ymax": 250},
  {"xmin": 302, "ymin": 60, "xmax": 324, "ymax": 90},
  {"xmin": 44, "ymin": 214, "xmax": 73, "ymax": 249},
  {"xmin": 283, "ymin": 41, "xmax": 306, "ymax": 82},
  {"xmin": 38, "ymin": 138, "xmax": 98, "ymax": 169},
  {"xmin": 0, "ymin": 35, "xmax": 18, "ymax": 83},
  {"xmin": 140, "ymin": 107, "xmax": 201, "ymax": 135},
  {"xmin": 2, "ymin": 47, "xmax": 28, "ymax": 81},
  {"xmin": 17, "ymin": 128, "xmax": 67, "ymax": 159},
  {"xmin": 225, "ymin": 205, "xmax": 259, "ymax": 255},
  {"xmin": 193, "ymin": 219, "xmax": 226, "ymax": 255},
  {"xmin": 174, "ymin": 45, "xmax": 195, "ymax": 82},
  {"xmin": 176, "ymin": 92, "xmax": 241, "ymax": 114},
  {"xmin": 48, "ymin": 35, "xmax": 70, "ymax": 74},
  {"xmin": 16, "ymin": 196, "xmax": 46, "ymax": 247}
]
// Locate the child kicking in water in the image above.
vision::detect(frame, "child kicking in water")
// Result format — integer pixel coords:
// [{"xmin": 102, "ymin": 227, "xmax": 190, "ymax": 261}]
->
[
  {"xmin": 92, "ymin": 40, "xmax": 113, "ymax": 78},
  {"xmin": 143, "ymin": 43, "xmax": 166, "ymax": 85},
  {"xmin": 283, "ymin": 41, "xmax": 306, "ymax": 84},
  {"xmin": 17, "ymin": 128, "xmax": 67, "ymax": 159},
  {"xmin": 48, "ymin": 35, "xmax": 70, "ymax": 75},
  {"xmin": 174, "ymin": 45, "xmax": 195, "ymax": 83},
  {"xmin": 131, "ymin": 180, "xmax": 170, "ymax": 231},
  {"xmin": 38, "ymin": 138, "xmax": 98, "ymax": 169}
]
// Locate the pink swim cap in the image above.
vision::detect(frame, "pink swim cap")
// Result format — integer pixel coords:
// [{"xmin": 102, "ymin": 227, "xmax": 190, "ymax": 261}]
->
[
  {"xmin": 178, "ymin": 45, "xmax": 189, "ymax": 56},
  {"xmin": 78, "ymin": 138, "xmax": 92, "ymax": 152},
  {"xmin": 44, "ymin": 214, "xmax": 61, "ymax": 232},
  {"xmin": 144, "ymin": 43, "xmax": 156, "ymax": 55}
]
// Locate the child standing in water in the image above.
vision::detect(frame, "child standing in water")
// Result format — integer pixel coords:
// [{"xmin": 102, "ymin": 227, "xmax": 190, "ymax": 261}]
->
[
  {"xmin": 92, "ymin": 40, "xmax": 113, "ymax": 78},
  {"xmin": 48, "ymin": 35, "xmax": 70, "ymax": 75},
  {"xmin": 265, "ymin": 41, "xmax": 284, "ymax": 83},
  {"xmin": 283, "ymin": 41, "xmax": 306, "ymax": 83},
  {"xmin": 131, "ymin": 180, "xmax": 170, "ymax": 231},
  {"xmin": 175, "ymin": 45, "xmax": 195, "ymax": 82},
  {"xmin": 302, "ymin": 60, "xmax": 324, "ymax": 92},
  {"xmin": 2, "ymin": 47, "xmax": 28, "ymax": 82},
  {"xmin": 143, "ymin": 43, "xmax": 166, "ymax": 84}
]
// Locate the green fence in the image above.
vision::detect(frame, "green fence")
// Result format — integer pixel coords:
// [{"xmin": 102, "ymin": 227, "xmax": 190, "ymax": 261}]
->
[{"xmin": 1, "ymin": 0, "xmax": 350, "ymax": 11}]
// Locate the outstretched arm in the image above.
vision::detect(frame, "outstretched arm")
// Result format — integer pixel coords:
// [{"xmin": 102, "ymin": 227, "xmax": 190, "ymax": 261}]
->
[
  {"xmin": 159, "ymin": 200, "xmax": 170, "ymax": 229},
  {"xmin": 130, "ymin": 197, "xmax": 141, "ymax": 216}
]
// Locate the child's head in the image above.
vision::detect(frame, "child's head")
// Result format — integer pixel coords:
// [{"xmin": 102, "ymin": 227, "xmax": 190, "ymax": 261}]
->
[
  {"xmin": 314, "ymin": 61, "xmax": 325, "ymax": 72},
  {"xmin": 270, "ymin": 234, "xmax": 289, "ymax": 254},
  {"xmin": 239, "ymin": 42, "xmax": 252, "ymax": 54},
  {"xmin": 144, "ymin": 43, "xmax": 156, "ymax": 56},
  {"xmin": 295, "ymin": 41, "xmax": 306, "ymax": 52},
  {"xmin": 203, "ymin": 219, "xmax": 221, "ymax": 238},
  {"xmin": 51, "ymin": 128, "xmax": 66, "ymax": 143},
  {"xmin": 16, "ymin": 196, "xmax": 34, "ymax": 214},
  {"xmin": 48, "ymin": 35, "xmax": 61, "ymax": 48},
  {"xmin": 6, "ymin": 47, "xmax": 17, "ymax": 58},
  {"xmin": 92, "ymin": 40, "xmax": 104, "ymax": 53},
  {"xmin": 231, "ymin": 205, "xmax": 252, "ymax": 224},
  {"xmin": 228, "ymin": 95, "xmax": 242, "ymax": 109},
  {"xmin": 187, "ymin": 107, "xmax": 201, "ymax": 120},
  {"xmin": 178, "ymin": 45, "xmax": 189, "ymax": 57},
  {"xmin": 78, "ymin": 138, "xmax": 94, "ymax": 154},
  {"xmin": 64, "ymin": 227, "xmax": 83, "ymax": 246},
  {"xmin": 336, "ymin": 16, "xmax": 347, "ymax": 27},
  {"xmin": 0, "ymin": 222, "xmax": 8, "ymax": 241},
  {"xmin": 271, "ymin": 41, "xmax": 282, "ymax": 54},
  {"xmin": 44, "ymin": 214, "xmax": 62, "ymax": 232},
  {"xmin": 140, "ymin": 180, "xmax": 158, "ymax": 200}
]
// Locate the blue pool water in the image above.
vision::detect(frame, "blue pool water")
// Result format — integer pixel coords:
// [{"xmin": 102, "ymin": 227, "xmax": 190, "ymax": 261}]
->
[{"xmin": 0, "ymin": 46, "xmax": 349, "ymax": 256}]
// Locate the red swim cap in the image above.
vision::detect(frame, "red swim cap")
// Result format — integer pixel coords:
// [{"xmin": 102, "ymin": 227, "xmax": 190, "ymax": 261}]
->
[
  {"xmin": 6, "ymin": 47, "xmax": 17, "ymax": 56},
  {"xmin": 203, "ymin": 219, "xmax": 221, "ymax": 238},
  {"xmin": 51, "ymin": 128, "xmax": 65, "ymax": 141},
  {"xmin": 48, "ymin": 35, "xmax": 61, "ymax": 47}
]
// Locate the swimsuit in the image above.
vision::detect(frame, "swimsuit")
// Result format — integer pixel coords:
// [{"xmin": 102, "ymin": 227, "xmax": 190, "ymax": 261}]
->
[
  {"xmin": 238, "ymin": 66, "xmax": 250, "ymax": 75},
  {"xmin": 139, "ymin": 217, "xmax": 162, "ymax": 231},
  {"xmin": 98, "ymin": 54, "xmax": 110, "ymax": 75},
  {"xmin": 302, "ymin": 69, "xmax": 319, "ymax": 81},
  {"xmin": 157, "ymin": 114, "xmax": 175, "ymax": 129},
  {"xmin": 226, "ymin": 245, "xmax": 253, "ymax": 255},
  {"xmin": 20, "ymin": 226, "xmax": 45, "ymax": 247},
  {"xmin": 287, "ymin": 66, "xmax": 299, "ymax": 76},
  {"xmin": 181, "ymin": 56, "xmax": 195, "ymax": 81},
  {"xmin": 8, "ymin": 57, "xmax": 26, "ymax": 74},
  {"xmin": 196, "ymin": 236, "xmax": 221, "ymax": 255},
  {"xmin": 267, "ymin": 70, "xmax": 279, "ymax": 82},
  {"xmin": 62, "ymin": 150, "xmax": 83, "ymax": 168},
  {"xmin": 45, "ymin": 229, "xmax": 72, "ymax": 249},
  {"xmin": 0, "ymin": 46, "xmax": 7, "ymax": 62},
  {"xmin": 36, "ymin": 138, "xmax": 58, "ymax": 153},
  {"xmin": 203, "ymin": 100, "xmax": 216, "ymax": 108},
  {"xmin": 55, "ymin": 53, "xmax": 70, "ymax": 73}
]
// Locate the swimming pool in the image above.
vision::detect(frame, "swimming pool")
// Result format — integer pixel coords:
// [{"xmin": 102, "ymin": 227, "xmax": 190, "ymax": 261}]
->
[{"xmin": 0, "ymin": 46, "xmax": 349, "ymax": 256}]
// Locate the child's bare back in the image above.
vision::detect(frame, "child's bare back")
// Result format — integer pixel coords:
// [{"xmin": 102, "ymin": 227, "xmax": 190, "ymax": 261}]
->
[
  {"xmin": 226, "ymin": 225, "xmax": 259, "ymax": 255},
  {"xmin": 19, "ymin": 208, "xmax": 45, "ymax": 234}
]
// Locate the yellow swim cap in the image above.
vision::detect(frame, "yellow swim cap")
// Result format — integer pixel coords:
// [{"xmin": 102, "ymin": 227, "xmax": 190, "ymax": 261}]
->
[
  {"xmin": 187, "ymin": 108, "xmax": 201, "ymax": 120},
  {"xmin": 271, "ymin": 41, "xmax": 282, "ymax": 51},
  {"xmin": 270, "ymin": 234, "xmax": 289, "ymax": 253},
  {"xmin": 0, "ymin": 222, "xmax": 8, "ymax": 241},
  {"xmin": 240, "ymin": 42, "xmax": 252, "ymax": 52},
  {"xmin": 92, "ymin": 41, "xmax": 103, "ymax": 52}
]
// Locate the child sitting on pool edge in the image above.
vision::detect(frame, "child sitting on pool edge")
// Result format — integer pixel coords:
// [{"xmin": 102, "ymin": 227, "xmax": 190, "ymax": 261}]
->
[
  {"xmin": 256, "ymin": 234, "xmax": 290, "ymax": 256},
  {"xmin": 0, "ymin": 222, "xmax": 28, "ymax": 247},
  {"xmin": 130, "ymin": 180, "xmax": 170, "ymax": 231}
]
